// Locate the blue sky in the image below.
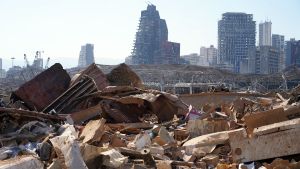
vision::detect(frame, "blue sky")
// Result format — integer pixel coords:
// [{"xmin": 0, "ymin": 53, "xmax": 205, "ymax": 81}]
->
[{"xmin": 1, "ymin": 0, "xmax": 299, "ymax": 70}]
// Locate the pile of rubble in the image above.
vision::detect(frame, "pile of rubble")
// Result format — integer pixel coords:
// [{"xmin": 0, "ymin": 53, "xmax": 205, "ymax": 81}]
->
[{"xmin": 0, "ymin": 63, "xmax": 300, "ymax": 169}]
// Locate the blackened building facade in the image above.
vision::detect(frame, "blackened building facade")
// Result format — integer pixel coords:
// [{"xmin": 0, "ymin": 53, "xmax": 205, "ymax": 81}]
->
[{"xmin": 130, "ymin": 5, "xmax": 180, "ymax": 65}]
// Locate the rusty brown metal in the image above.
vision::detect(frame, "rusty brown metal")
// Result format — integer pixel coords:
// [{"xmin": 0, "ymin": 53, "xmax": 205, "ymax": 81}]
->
[
  {"xmin": 0, "ymin": 107, "xmax": 65, "ymax": 122},
  {"xmin": 43, "ymin": 75, "xmax": 98, "ymax": 114},
  {"xmin": 106, "ymin": 63, "xmax": 143, "ymax": 87},
  {"xmin": 11, "ymin": 63, "xmax": 71, "ymax": 111},
  {"xmin": 70, "ymin": 104, "xmax": 103, "ymax": 124},
  {"xmin": 70, "ymin": 64, "xmax": 109, "ymax": 90}
]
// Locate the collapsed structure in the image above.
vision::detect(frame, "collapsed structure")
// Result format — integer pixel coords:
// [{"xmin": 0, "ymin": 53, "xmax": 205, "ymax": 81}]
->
[
  {"xmin": 0, "ymin": 63, "xmax": 300, "ymax": 169},
  {"xmin": 128, "ymin": 4, "xmax": 180, "ymax": 65}
]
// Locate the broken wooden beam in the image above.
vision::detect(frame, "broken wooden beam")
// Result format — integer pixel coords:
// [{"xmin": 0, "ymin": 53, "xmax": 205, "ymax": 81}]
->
[{"xmin": 0, "ymin": 107, "xmax": 65, "ymax": 122}]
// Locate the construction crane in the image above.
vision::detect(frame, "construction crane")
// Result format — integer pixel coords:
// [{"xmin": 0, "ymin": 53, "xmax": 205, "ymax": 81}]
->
[
  {"xmin": 45, "ymin": 57, "xmax": 50, "ymax": 69},
  {"xmin": 24, "ymin": 54, "xmax": 30, "ymax": 68}
]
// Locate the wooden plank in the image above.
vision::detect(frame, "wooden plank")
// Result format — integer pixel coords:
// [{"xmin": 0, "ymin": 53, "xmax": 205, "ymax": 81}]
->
[{"xmin": 229, "ymin": 120, "xmax": 300, "ymax": 163}]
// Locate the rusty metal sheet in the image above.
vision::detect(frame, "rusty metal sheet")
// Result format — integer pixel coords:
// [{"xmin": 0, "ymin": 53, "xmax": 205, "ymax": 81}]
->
[
  {"xmin": 43, "ymin": 75, "xmax": 98, "ymax": 114},
  {"xmin": 0, "ymin": 107, "xmax": 65, "ymax": 122},
  {"xmin": 106, "ymin": 63, "xmax": 143, "ymax": 87},
  {"xmin": 70, "ymin": 104, "xmax": 103, "ymax": 124},
  {"xmin": 70, "ymin": 64, "xmax": 109, "ymax": 90},
  {"xmin": 11, "ymin": 63, "xmax": 70, "ymax": 111}
]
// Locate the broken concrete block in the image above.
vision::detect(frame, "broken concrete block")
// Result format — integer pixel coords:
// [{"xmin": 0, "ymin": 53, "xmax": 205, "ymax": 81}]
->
[
  {"xmin": 47, "ymin": 158, "xmax": 63, "ymax": 169},
  {"xmin": 150, "ymin": 146, "xmax": 164, "ymax": 155},
  {"xmin": 192, "ymin": 147, "xmax": 210, "ymax": 158},
  {"xmin": 229, "ymin": 118, "xmax": 300, "ymax": 163},
  {"xmin": 50, "ymin": 125, "xmax": 88, "ymax": 169},
  {"xmin": 183, "ymin": 154, "xmax": 196, "ymax": 162},
  {"xmin": 202, "ymin": 154, "xmax": 219, "ymax": 167},
  {"xmin": 80, "ymin": 144, "xmax": 108, "ymax": 169},
  {"xmin": 187, "ymin": 119, "xmax": 229, "ymax": 138},
  {"xmin": 183, "ymin": 130, "xmax": 231, "ymax": 155},
  {"xmin": 0, "ymin": 155, "xmax": 44, "ymax": 169},
  {"xmin": 157, "ymin": 126, "xmax": 176, "ymax": 145},
  {"xmin": 80, "ymin": 118, "xmax": 106, "ymax": 144},
  {"xmin": 100, "ymin": 149, "xmax": 128, "ymax": 168},
  {"xmin": 128, "ymin": 133, "xmax": 151, "ymax": 150}
]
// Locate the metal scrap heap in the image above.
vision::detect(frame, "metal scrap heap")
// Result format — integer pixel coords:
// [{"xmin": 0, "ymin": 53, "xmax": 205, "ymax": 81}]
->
[{"xmin": 0, "ymin": 63, "xmax": 300, "ymax": 169}]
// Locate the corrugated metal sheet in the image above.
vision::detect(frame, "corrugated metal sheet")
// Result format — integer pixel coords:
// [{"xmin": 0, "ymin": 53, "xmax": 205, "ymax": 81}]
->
[{"xmin": 70, "ymin": 64, "xmax": 108, "ymax": 90}]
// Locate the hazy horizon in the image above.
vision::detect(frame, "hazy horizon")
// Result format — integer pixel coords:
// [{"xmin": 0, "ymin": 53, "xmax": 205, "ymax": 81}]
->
[{"xmin": 1, "ymin": 0, "xmax": 300, "ymax": 70}]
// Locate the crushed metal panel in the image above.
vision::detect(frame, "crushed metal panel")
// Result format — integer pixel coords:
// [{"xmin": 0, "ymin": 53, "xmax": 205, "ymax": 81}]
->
[
  {"xmin": 43, "ymin": 75, "xmax": 98, "ymax": 114},
  {"xmin": 70, "ymin": 63, "xmax": 109, "ymax": 90},
  {"xmin": 229, "ymin": 119, "xmax": 300, "ymax": 163},
  {"xmin": 70, "ymin": 104, "xmax": 103, "ymax": 124},
  {"xmin": 0, "ymin": 107, "xmax": 65, "ymax": 122},
  {"xmin": 11, "ymin": 63, "xmax": 70, "ymax": 111}
]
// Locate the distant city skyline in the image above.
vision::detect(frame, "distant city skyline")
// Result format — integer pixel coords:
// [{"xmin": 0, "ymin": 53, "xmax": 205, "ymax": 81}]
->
[{"xmin": 1, "ymin": 0, "xmax": 300, "ymax": 70}]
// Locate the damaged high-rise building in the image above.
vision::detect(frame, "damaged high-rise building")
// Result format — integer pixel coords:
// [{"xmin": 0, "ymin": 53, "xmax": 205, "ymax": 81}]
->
[
  {"xmin": 78, "ymin": 43, "xmax": 95, "ymax": 68},
  {"xmin": 218, "ymin": 13, "xmax": 256, "ymax": 73},
  {"xmin": 285, "ymin": 38, "xmax": 300, "ymax": 67},
  {"xmin": 129, "ymin": 4, "xmax": 180, "ymax": 65}
]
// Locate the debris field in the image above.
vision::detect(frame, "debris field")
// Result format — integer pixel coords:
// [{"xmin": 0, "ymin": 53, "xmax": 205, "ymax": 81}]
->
[{"xmin": 0, "ymin": 63, "xmax": 300, "ymax": 169}]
